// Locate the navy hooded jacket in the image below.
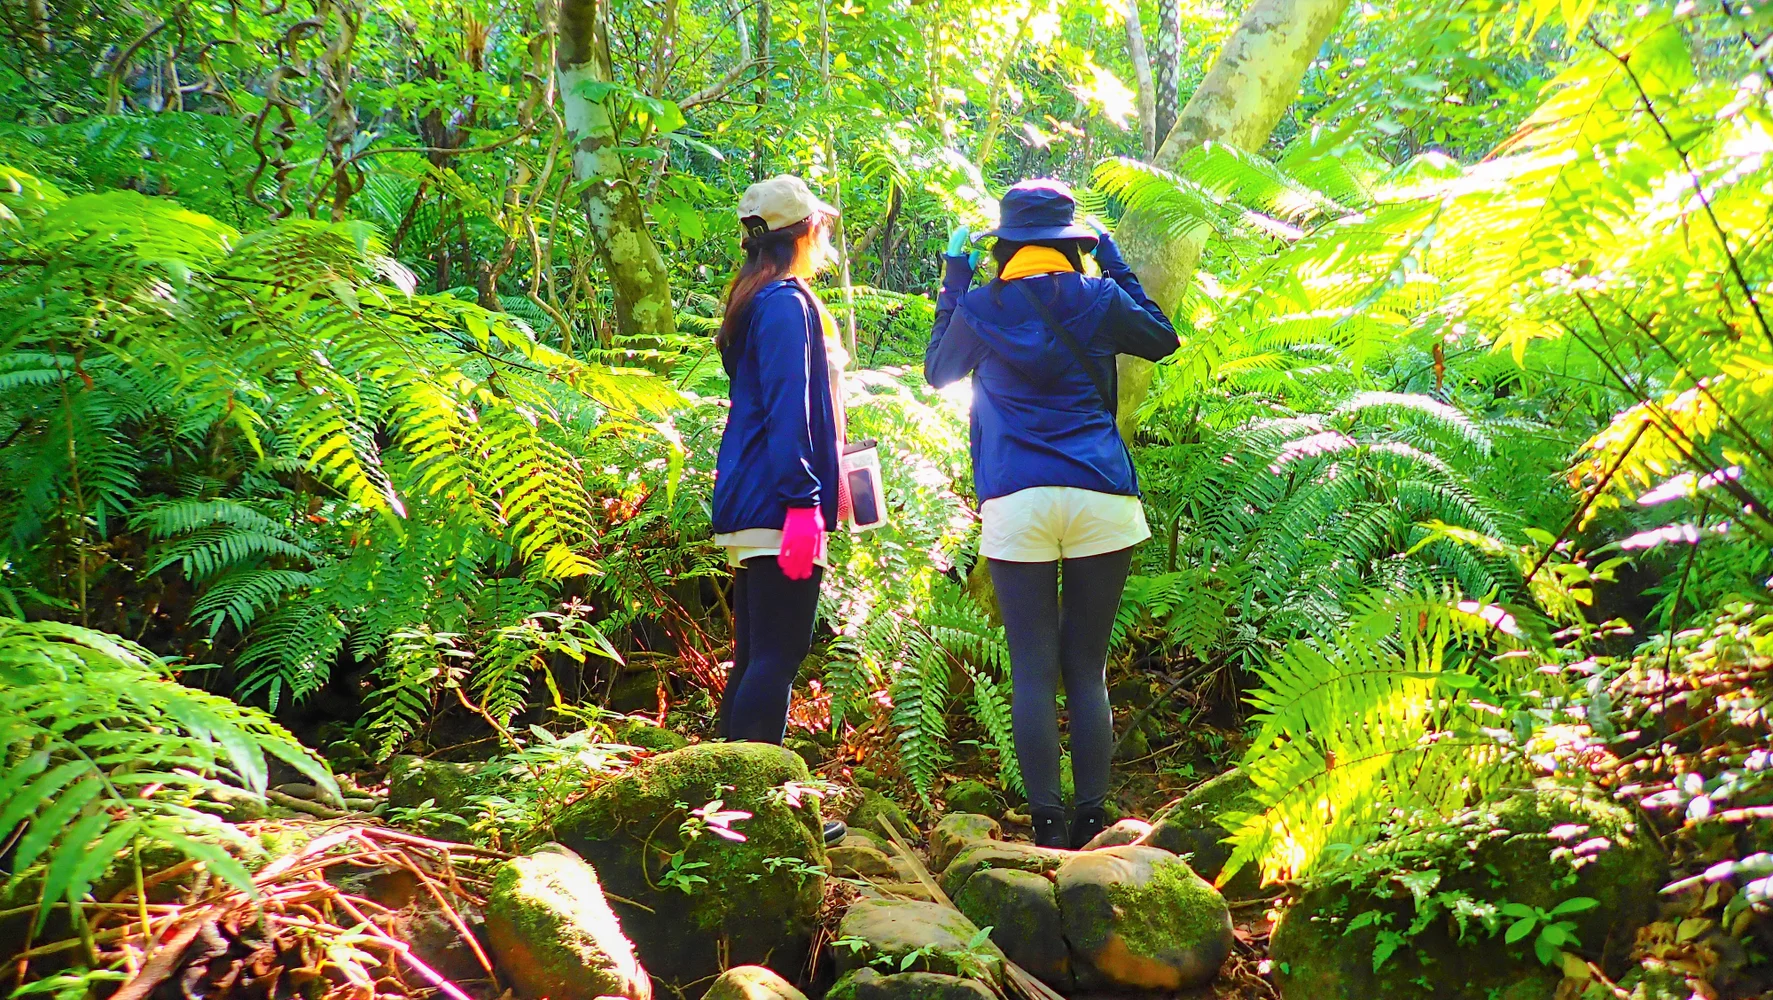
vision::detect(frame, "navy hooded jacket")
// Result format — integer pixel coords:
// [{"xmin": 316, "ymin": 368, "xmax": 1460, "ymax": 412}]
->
[
  {"xmin": 924, "ymin": 239, "xmax": 1179, "ymax": 502},
  {"xmin": 712, "ymin": 279, "xmax": 841, "ymax": 534}
]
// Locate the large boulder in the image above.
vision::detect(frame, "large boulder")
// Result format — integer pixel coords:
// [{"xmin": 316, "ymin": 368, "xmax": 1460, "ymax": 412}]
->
[
  {"xmin": 1269, "ymin": 785, "xmax": 1668, "ymax": 1000},
  {"xmin": 555, "ymin": 743, "xmax": 826, "ymax": 988},
  {"xmin": 483, "ymin": 846, "xmax": 650, "ymax": 1000},
  {"xmin": 835, "ymin": 898, "xmax": 1005, "ymax": 985},
  {"xmin": 952, "ymin": 867, "xmax": 1071, "ymax": 989},
  {"xmin": 1055, "ymin": 845, "xmax": 1232, "ymax": 991},
  {"xmin": 1136, "ymin": 769, "xmax": 1262, "ymax": 898},
  {"xmin": 929, "ymin": 814, "xmax": 1001, "ymax": 873},
  {"xmin": 827, "ymin": 968, "xmax": 996, "ymax": 1000},
  {"xmin": 939, "ymin": 841, "xmax": 1070, "ymax": 897},
  {"xmin": 702, "ymin": 965, "xmax": 807, "ymax": 1000}
]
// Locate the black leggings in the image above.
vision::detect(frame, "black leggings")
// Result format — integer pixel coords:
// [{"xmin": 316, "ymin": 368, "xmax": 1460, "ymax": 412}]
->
[
  {"xmin": 988, "ymin": 549, "xmax": 1133, "ymax": 814},
  {"xmin": 715, "ymin": 557, "xmax": 824, "ymax": 744}
]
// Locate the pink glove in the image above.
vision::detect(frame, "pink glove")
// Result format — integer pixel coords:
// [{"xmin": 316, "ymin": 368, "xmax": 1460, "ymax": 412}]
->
[{"xmin": 778, "ymin": 506, "xmax": 825, "ymax": 581}]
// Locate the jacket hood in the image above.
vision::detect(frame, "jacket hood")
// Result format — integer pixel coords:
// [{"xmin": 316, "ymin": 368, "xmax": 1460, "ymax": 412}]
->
[{"xmin": 954, "ymin": 276, "xmax": 1118, "ymax": 388}]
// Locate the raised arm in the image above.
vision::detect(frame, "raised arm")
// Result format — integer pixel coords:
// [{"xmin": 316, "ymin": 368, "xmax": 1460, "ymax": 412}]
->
[
  {"xmin": 925, "ymin": 245, "xmax": 987, "ymax": 387},
  {"xmin": 1095, "ymin": 232, "xmax": 1179, "ymax": 361}
]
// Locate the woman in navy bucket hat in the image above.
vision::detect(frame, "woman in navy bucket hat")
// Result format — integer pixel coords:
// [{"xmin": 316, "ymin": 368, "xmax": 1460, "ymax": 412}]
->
[{"xmin": 926, "ymin": 179, "xmax": 1179, "ymax": 848}]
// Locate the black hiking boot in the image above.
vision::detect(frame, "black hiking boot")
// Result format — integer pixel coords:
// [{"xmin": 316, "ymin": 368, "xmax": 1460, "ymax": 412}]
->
[
  {"xmin": 823, "ymin": 820, "xmax": 848, "ymax": 845},
  {"xmin": 1068, "ymin": 806, "xmax": 1107, "ymax": 849},
  {"xmin": 1031, "ymin": 808, "xmax": 1068, "ymax": 849}
]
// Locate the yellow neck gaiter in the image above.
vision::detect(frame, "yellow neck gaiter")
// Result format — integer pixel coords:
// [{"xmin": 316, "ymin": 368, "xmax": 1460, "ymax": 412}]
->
[{"xmin": 998, "ymin": 245, "xmax": 1077, "ymax": 281}]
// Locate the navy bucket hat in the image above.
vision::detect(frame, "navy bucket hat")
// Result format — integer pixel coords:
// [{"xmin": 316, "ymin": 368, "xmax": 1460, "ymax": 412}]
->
[{"xmin": 985, "ymin": 179, "xmax": 1099, "ymax": 247}]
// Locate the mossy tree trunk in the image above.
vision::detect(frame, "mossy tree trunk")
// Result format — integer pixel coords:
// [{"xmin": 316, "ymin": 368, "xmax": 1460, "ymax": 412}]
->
[
  {"xmin": 1114, "ymin": 0, "xmax": 1351, "ymax": 440},
  {"xmin": 558, "ymin": 0, "xmax": 676, "ymax": 344}
]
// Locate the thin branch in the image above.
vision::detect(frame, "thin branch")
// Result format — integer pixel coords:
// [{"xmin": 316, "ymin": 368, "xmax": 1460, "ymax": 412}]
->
[{"xmin": 1591, "ymin": 30, "xmax": 1773, "ymax": 349}]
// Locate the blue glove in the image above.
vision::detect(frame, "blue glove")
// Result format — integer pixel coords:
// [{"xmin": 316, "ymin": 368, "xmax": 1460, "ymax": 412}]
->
[{"xmin": 946, "ymin": 226, "xmax": 983, "ymax": 269}]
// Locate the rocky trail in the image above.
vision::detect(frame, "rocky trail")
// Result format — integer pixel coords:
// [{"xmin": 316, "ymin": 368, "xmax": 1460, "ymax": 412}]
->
[
  {"xmin": 467, "ymin": 741, "xmax": 1272, "ymax": 1000},
  {"xmin": 292, "ymin": 739, "xmax": 1668, "ymax": 1000}
]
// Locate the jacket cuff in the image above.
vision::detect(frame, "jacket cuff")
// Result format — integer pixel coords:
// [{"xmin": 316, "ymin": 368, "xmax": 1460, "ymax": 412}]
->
[
  {"xmin": 942, "ymin": 254, "xmax": 976, "ymax": 292},
  {"xmin": 1094, "ymin": 238, "xmax": 1128, "ymax": 270}
]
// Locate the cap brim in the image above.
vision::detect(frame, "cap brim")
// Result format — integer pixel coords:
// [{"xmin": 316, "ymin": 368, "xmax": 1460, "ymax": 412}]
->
[{"xmin": 984, "ymin": 224, "xmax": 1098, "ymax": 246}]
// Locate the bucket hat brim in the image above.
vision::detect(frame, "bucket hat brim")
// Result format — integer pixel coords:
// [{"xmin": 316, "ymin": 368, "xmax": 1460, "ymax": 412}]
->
[{"xmin": 984, "ymin": 223, "xmax": 1100, "ymax": 246}]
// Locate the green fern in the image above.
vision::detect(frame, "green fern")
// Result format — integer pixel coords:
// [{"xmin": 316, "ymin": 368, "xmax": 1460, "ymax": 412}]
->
[
  {"xmin": 0, "ymin": 616, "xmax": 337, "ymax": 930},
  {"xmin": 1220, "ymin": 591, "xmax": 1535, "ymax": 885}
]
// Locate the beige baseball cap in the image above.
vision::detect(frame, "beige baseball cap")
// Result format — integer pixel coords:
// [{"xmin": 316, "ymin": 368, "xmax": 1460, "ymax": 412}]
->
[{"xmin": 737, "ymin": 175, "xmax": 838, "ymax": 234}]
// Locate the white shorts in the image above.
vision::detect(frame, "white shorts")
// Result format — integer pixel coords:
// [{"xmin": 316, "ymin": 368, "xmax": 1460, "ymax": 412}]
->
[{"xmin": 979, "ymin": 487, "xmax": 1151, "ymax": 562}]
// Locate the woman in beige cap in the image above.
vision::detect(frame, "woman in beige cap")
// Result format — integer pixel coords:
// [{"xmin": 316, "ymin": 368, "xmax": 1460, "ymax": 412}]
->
[{"xmin": 710, "ymin": 175, "xmax": 849, "ymax": 780}]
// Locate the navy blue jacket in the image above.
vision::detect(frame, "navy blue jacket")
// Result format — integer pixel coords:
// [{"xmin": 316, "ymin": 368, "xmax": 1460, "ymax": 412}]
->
[
  {"xmin": 925, "ymin": 241, "xmax": 1178, "ymax": 502},
  {"xmin": 712, "ymin": 279, "xmax": 841, "ymax": 534}
]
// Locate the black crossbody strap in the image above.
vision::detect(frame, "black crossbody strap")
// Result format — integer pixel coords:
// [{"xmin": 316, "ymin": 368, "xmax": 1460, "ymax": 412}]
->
[{"xmin": 1014, "ymin": 281, "xmax": 1115, "ymax": 415}]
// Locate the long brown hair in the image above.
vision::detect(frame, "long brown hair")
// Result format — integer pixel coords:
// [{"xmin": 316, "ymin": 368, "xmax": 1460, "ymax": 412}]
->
[{"xmin": 718, "ymin": 216, "xmax": 815, "ymax": 351}]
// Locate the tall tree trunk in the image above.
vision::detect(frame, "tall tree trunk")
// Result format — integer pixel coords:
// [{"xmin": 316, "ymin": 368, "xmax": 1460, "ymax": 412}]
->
[
  {"xmin": 1122, "ymin": 0, "xmax": 1158, "ymax": 160},
  {"xmin": 1114, "ymin": 0, "xmax": 1350, "ymax": 439},
  {"xmin": 751, "ymin": 0, "xmax": 771, "ymax": 180},
  {"xmin": 1152, "ymin": 0, "xmax": 1181, "ymax": 144},
  {"xmin": 558, "ymin": 0, "xmax": 677, "ymax": 341}
]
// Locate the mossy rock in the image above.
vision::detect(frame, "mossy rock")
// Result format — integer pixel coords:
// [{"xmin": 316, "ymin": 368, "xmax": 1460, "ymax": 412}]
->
[
  {"xmin": 857, "ymin": 880, "xmax": 943, "ymax": 904},
  {"xmin": 841, "ymin": 827, "xmax": 893, "ymax": 855},
  {"xmin": 386, "ymin": 755, "xmax": 491, "ymax": 816},
  {"xmin": 942, "ymin": 781, "xmax": 1002, "ymax": 819},
  {"xmin": 849, "ymin": 789, "xmax": 913, "ymax": 839},
  {"xmin": 830, "ymin": 841, "xmax": 898, "ymax": 879},
  {"xmin": 610, "ymin": 717, "xmax": 690, "ymax": 754},
  {"xmin": 607, "ymin": 667, "xmax": 661, "ymax": 714},
  {"xmin": 828, "ymin": 968, "xmax": 996, "ymax": 1000},
  {"xmin": 953, "ymin": 867, "xmax": 1070, "ymax": 989},
  {"xmin": 483, "ymin": 845, "xmax": 650, "ymax": 1000},
  {"xmin": 1056, "ymin": 845, "xmax": 1232, "ymax": 991},
  {"xmin": 785, "ymin": 735, "xmax": 825, "ymax": 770},
  {"xmin": 702, "ymin": 965, "xmax": 808, "ymax": 1000},
  {"xmin": 1137, "ymin": 768, "xmax": 1262, "ymax": 899},
  {"xmin": 939, "ymin": 841, "xmax": 1070, "ymax": 898},
  {"xmin": 929, "ymin": 814, "xmax": 1002, "ymax": 874},
  {"xmin": 834, "ymin": 898, "xmax": 1004, "ymax": 984},
  {"xmin": 1269, "ymin": 784, "xmax": 1667, "ymax": 1000},
  {"xmin": 555, "ymin": 743, "xmax": 826, "ymax": 988}
]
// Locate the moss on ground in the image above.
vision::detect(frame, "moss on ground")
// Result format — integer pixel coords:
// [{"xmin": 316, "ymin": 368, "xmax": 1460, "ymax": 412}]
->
[{"xmin": 1270, "ymin": 783, "xmax": 1667, "ymax": 1000}]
